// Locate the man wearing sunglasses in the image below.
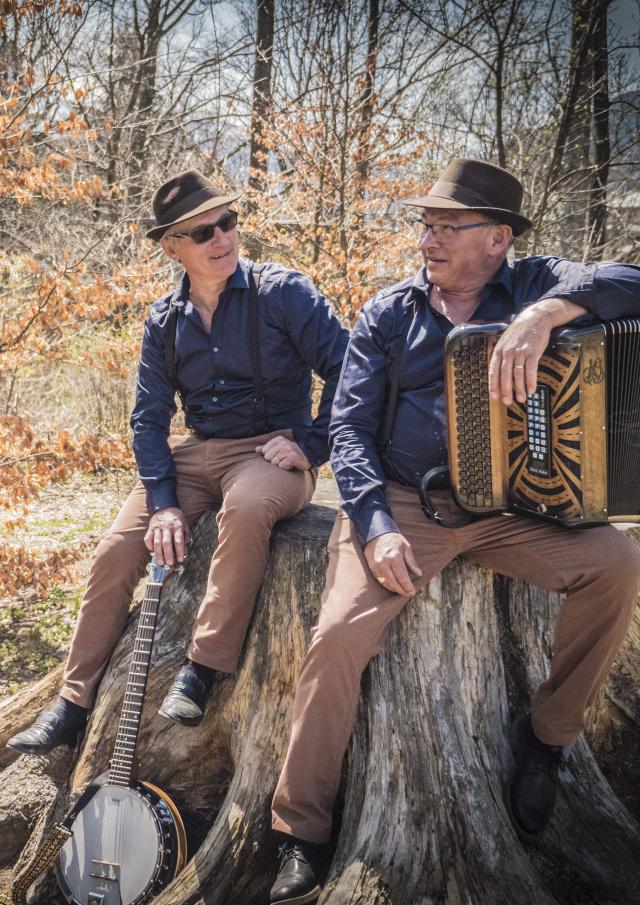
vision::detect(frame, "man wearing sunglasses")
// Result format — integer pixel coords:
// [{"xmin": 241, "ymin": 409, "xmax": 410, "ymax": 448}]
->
[
  {"xmin": 8, "ymin": 170, "xmax": 349, "ymax": 754},
  {"xmin": 268, "ymin": 158, "xmax": 640, "ymax": 905}
]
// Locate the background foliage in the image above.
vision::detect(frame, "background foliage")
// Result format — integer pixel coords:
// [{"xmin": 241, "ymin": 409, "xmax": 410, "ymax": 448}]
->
[{"xmin": 0, "ymin": 0, "xmax": 638, "ymax": 606}]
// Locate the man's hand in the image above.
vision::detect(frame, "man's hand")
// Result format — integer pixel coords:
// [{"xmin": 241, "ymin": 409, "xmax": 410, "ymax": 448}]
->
[
  {"xmin": 144, "ymin": 506, "xmax": 190, "ymax": 566},
  {"xmin": 256, "ymin": 435, "xmax": 311, "ymax": 471},
  {"xmin": 364, "ymin": 532, "xmax": 423, "ymax": 596},
  {"xmin": 489, "ymin": 297, "xmax": 588, "ymax": 405}
]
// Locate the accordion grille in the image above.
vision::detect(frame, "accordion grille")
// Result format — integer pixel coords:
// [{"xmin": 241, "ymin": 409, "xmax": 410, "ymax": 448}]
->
[
  {"xmin": 605, "ymin": 319, "xmax": 640, "ymax": 516},
  {"xmin": 451, "ymin": 334, "xmax": 494, "ymax": 508}
]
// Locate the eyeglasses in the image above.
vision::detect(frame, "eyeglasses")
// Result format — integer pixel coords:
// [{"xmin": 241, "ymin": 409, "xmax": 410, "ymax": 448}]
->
[
  {"xmin": 169, "ymin": 210, "xmax": 238, "ymax": 243},
  {"xmin": 409, "ymin": 219, "xmax": 495, "ymax": 241}
]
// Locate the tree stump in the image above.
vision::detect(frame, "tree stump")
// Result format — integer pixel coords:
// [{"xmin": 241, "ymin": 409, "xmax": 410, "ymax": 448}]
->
[{"xmin": 1, "ymin": 479, "xmax": 639, "ymax": 905}]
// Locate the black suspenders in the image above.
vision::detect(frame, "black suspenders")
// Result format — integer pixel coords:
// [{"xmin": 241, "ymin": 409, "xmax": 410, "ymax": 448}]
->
[
  {"xmin": 163, "ymin": 264, "xmax": 268, "ymax": 435},
  {"xmin": 248, "ymin": 265, "xmax": 268, "ymax": 435},
  {"xmin": 379, "ymin": 294, "xmax": 415, "ymax": 462}
]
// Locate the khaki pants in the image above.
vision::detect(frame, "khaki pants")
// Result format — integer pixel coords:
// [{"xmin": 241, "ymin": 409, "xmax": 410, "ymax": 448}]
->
[
  {"xmin": 272, "ymin": 482, "xmax": 640, "ymax": 843},
  {"xmin": 61, "ymin": 431, "xmax": 316, "ymax": 708}
]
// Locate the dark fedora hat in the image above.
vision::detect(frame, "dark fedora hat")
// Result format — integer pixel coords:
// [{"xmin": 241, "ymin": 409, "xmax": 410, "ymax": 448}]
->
[
  {"xmin": 146, "ymin": 170, "xmax": 241, "ymax": 241},
  {"xmin": 402, "ymin": 158, "xmax": 532, "ymax": 236}
]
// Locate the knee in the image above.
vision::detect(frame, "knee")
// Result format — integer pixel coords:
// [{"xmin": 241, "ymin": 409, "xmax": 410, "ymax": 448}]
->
[
  {"xmin": 602, "ymin": 534, "xmax": 640, "ymax": 593},
  {"xmin": 308, "ymin": 613, "xmax": 374, "ymax": 671},
  {"xmin": 587, "ymin": 534, "xmax": 640, "ymax": 621},
  {"xmin": 219, "ymin": 492, "xmax": 279, "ymax": 532},
  {"xmin": 91, "ymin": 530, "xmax": 146, "ymax": 578}
]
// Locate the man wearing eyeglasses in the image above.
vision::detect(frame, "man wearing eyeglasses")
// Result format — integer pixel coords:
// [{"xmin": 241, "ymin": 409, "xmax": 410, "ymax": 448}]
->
[
  {"xmin": 8, "ymin": 170, "xmax": 349, "ymax": 755},
  {"xmin": 268, "ymin": 158, "xmax": 640, "ymax": 905}
]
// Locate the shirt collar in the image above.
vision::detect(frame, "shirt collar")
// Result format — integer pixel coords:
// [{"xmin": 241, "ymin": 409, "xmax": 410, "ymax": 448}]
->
[
  {"xmin": 231, "ymin": 258, "xmax": 251, "ymax": 290},
  {"xmin": 403, "ymin": 266, "xmax": 430, "ymax": 305},
  {"xmin": 169, "ymin": 257, "xmax": 249, "ymax": 307},
  {"xmin": 403, "ymin": 259, "xmax": 513, "ymax": 306},
  {"xmin": 487, "ymin": 258, "xmax": 513, "ymax": 295}
]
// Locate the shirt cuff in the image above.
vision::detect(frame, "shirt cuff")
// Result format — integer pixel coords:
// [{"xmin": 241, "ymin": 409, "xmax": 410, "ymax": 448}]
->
[
  {"xmin": 357, "ymin": 507, "xmax": 400, "ymax": 546},
  {"xmin": 145, "ymin": 479, "xmax": 179, "ymax": 513},
  {"xmin": 297, "ymin": 435, "xmax": 328, "ymax": 468}
]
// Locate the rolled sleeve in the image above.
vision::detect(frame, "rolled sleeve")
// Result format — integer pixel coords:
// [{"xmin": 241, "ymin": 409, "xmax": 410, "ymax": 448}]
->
[
  {"xmin": 130, "ymin": 312, "xmax": 179, "ymax": 512},
  {"xmin": 279, "ymin": 271, "xmax": 349, "ymax": 466},
  {"xmin": 330, "ymin": 302, "xmax": 399, "ymax": 545}
]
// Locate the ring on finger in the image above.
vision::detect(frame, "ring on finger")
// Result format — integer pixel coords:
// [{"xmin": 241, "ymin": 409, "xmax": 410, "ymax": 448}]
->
[{"xmin": 514, "ymin": 365, "xmax": 525, "ymax": 369}]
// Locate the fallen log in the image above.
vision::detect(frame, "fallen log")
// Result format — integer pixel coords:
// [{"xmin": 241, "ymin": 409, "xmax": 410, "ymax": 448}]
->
[{"xmin": 1, "ymin": 480, "xmax": 639, "ymax": 905}]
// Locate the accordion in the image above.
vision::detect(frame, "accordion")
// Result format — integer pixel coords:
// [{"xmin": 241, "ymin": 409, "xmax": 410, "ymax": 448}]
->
[{"xmin": 444, "ymin": 318, "xmax": 640, "ymax": 525}]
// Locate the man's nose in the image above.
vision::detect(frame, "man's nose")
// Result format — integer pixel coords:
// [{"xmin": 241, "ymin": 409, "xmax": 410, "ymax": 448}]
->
[{"xmin": 420, "ymin": 227, "xmax": 440, "ymax": 248}]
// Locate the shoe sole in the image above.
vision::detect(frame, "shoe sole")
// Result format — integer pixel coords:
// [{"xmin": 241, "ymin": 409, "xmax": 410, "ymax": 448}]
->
[
  {"xmin": 270, "ymin": 886, "xmax": 321, "ymax": 905},
  {"xmin": 157, "ymin": 704, "xmax": 203, "ymax": 726},
  {"xmin": 503, "ymin": 718, "xmax": 546, "ymax": 844}
]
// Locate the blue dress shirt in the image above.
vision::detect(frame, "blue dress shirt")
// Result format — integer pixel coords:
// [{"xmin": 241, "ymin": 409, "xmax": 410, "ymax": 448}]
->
[
  {"xmin": 131, "ymin": 258, "xmax": 349, "ymax": 511},
  {"xmin": 330, "ymin": 256, "xmax": 640, "ymax": 545}
]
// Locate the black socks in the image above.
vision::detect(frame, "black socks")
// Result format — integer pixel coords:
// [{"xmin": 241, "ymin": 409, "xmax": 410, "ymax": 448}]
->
[
  {"xmin": 54, "ymin": 696, "xmax": 88, "ymax": 729},
  {"xmin": 526, "ymin": 714, "xmax": 563, "ymax": 753},
  {"xmin": 183, "ymin": 657, "xmax": 217, "ymax": 690}
]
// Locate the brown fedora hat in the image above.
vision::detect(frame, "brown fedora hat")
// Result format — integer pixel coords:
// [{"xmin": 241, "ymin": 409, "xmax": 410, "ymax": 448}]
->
[
  {"xmin": 146, "ymin": 170, "xmax": 241, "ymax": 241},
  {"xmin": 402, "ymin": 158, "xmax": 532, "ymax": 236}
]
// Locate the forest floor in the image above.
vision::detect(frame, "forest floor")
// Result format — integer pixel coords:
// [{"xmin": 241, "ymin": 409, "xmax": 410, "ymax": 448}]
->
[{"xmin": 0, "ymin": 468, "xmax": 136, "ymax": 699}]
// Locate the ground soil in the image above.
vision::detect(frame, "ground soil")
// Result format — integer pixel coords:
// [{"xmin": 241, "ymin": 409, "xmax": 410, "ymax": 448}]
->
[{"xmin": 0, "ymin": 468, "xmax": 137, "ymax": 698}]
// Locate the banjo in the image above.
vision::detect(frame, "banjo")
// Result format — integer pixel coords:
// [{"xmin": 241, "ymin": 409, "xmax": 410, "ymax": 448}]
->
[{"xmin": 55, "ymin": 559, "xmax": 187, "ymax": 905}]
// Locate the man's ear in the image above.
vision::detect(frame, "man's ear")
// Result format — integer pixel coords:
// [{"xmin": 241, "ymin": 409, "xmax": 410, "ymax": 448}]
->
[
  {"xmin": 492, "ymin": 224, "xmax": 513, "ymax": 252},
  {"xmin": 160, "ymin": 236, "xmax": 181, "ymax": 263}
]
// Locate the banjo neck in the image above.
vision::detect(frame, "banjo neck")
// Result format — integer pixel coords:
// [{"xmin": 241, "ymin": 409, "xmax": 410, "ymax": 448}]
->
[{"xmin": 108, "ymin": 560, "xmax": 172, "ymax": 787}]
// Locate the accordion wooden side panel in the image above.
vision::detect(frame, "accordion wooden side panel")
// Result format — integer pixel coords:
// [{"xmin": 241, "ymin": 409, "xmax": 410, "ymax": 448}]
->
[
  {"xmin": 504, "ymin": 332, "xmax": 607, "ymax": 523},
  {"xmin": 444, "ymin": 320, "xmax": 640, "ymax": 526}
]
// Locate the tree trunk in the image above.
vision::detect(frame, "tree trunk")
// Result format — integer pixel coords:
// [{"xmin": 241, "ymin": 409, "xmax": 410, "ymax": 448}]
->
[
  {"xmin": 245, "ymin": 0, "xmax": 275, "ymax": 263},
  {"xmin": 588, "ymin": 0, "xmax": 610, "ymax": 259},
  {"xmin": 1, "ymin": 481, "xmax": 640, "ymax": 905}
]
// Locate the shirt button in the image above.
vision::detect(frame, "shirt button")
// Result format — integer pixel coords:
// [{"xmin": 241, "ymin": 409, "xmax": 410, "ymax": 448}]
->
[
  {"xmin": 219, "ymin": 378, "xmax": 225, "ymax": 385},
  {"xmin": 213, "ymin": 346, "xmax": 219, "ymax": 352},
  {"xmin": 212, "ymin": 396, "xmax": 218, "ymax": 402}
]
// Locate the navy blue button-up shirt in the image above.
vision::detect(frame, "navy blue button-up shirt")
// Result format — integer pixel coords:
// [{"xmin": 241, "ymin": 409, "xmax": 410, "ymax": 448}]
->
[
  {"xmin": 330, "ymin": 255, "xmax": 640, "ymax": 545},
  {"xmin": 131, "ymin": 258, "xmax": 349, "ymax": 511}
]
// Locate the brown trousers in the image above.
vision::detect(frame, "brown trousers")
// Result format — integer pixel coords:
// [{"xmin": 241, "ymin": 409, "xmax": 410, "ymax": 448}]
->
[
  {"xmin": 271, "ymin": 482, "xmax": 640, "ymax": 843},
  {"xmin": 61, "ymin": 431, "xmax": 316, "ymax": 708}
]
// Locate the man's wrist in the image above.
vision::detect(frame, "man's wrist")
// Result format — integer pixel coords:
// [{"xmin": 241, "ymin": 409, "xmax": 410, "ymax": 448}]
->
[
  {"xmin": 527, "ymin": 296, "xmax": 588, "ymax": 328},
  {"xmin": 147, "ymin": 482, "xmax": 179, "ymax": 513}
]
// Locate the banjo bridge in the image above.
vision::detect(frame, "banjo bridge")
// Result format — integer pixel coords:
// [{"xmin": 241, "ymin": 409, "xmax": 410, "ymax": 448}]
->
[{"xmin": 89, "ymin": 858, "xmax": 121, "ymax": 882}]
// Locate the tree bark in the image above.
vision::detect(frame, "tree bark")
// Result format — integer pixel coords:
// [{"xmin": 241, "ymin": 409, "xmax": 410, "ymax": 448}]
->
[
  {"xmin": 248, "ymin": 0, "xmax": 275, "ymax": 194},
  {"xmin": 1, "ymin": 482, "xmax": 640, "ymax": 905}
]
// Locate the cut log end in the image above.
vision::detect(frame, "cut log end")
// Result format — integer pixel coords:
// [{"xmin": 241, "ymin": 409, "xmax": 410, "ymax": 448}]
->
[{"xmin": 1, "ymin": 482, "xmax": 639, "ymax": 905}]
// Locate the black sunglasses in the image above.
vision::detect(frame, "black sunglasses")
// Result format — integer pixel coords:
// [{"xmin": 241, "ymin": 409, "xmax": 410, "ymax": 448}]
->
[{"xmin": 169, "ymin": 210, "xmax": 238, "ymax": 244}]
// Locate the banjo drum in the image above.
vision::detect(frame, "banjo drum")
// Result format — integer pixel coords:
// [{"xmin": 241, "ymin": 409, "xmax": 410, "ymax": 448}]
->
[{"xmin": 55, "ymin": 560, "xmax": 187, "ymax": 905}]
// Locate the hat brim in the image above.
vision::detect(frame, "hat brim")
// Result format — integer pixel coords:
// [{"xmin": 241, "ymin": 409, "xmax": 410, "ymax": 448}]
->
[
  {"xmin": 145, "ymin": 192, "xmax": 241, "ymax": 240},
  {"xmin": 401, "ymin": 194, "xmax": 532, "ymax": 237}
]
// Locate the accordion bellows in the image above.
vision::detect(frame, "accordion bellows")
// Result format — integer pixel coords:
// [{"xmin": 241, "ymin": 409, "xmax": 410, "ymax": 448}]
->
[{"xmin": 444, "ymin": 319, "xmax": 640, "ymax": 525}]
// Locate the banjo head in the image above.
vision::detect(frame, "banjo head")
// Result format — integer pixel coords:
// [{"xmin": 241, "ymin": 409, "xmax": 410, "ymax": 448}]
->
[{"xmin": 56, "ymin": 782, "xmax": 182, "ymax": 905}]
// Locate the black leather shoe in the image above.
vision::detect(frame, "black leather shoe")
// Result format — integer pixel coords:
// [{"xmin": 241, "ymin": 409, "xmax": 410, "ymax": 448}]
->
[
  {"xmin": 7, "ymin": 708, "xmax": 86, "ymax": 755},
  {"xmin": 270, "ymin": 837, "xmax": 321, "ymax": 905},
  {"xmin": 158, "ymin": 662, "xmax": 213, "ymax": 726},
  {"xmin": 504, "ymin": 713, "xmax": 564, "ymax": 842}
]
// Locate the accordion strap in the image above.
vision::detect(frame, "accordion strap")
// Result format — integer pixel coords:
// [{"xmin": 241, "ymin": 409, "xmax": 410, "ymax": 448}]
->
[{"xmin": 418, "ymin": 466, "xmax": 473, "ymax": 528}]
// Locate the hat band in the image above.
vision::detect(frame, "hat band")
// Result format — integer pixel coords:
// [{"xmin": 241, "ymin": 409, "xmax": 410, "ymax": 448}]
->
[
  {"xmin": 157, "ymin": 187, "xmax": 226, "ymax": 226},
  {"xmin": 427, "ymin": 180, "xmax": 502, "ymax": 210}
]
